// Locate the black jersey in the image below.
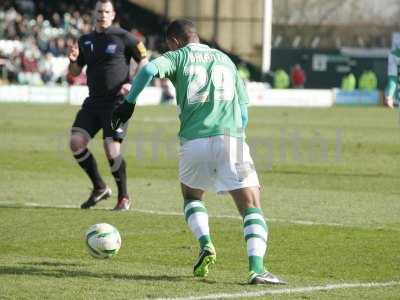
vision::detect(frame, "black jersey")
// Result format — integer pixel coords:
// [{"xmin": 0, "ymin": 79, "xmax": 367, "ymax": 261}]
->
[{"xmin": 76, "ymin": 26, "xmax": 147, "ymax": 108}]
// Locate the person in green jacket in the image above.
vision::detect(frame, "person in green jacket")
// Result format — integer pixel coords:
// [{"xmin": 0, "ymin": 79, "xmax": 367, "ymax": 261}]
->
[
  {"xmin": 341, "ymin": 72, "xmax": 356, "ymax": 91},
  {"xmin": 359, "ymin": 70, "xmax": 378, "ymax": 91},
  {"xmin": 238, "ymin": 62, "xmax": 251, "ymax": 82},
  {"xmin": 273, "ymin": 69, "xmax": 289, "ymax": 89}
]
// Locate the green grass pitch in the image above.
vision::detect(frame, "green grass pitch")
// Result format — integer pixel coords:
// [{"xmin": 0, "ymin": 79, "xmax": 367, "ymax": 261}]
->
[{"xmin": 0, "ymin": 103, "xmax": 399, "ymax": 299}]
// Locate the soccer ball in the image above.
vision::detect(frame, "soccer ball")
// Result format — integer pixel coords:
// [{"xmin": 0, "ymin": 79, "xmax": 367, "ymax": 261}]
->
[{"xmin": 85, "ymin": 223, "xmax": 121, "ymax": 259}]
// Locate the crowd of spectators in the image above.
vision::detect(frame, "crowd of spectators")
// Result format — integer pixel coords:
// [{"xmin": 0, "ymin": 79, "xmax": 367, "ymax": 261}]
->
[{"xmin": 0, "ymin": 0, "xmax": 164, "ymax": 86}]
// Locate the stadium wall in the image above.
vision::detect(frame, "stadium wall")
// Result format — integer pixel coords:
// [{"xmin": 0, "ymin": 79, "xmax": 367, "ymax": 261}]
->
[
  {"xmin": 0, "ymin": 85, "xmax": 382, "ymax": 107},
  {"xmin": 334, "ymin": 90, "xmax": 381, "ymax": 105},
  {"xmin": 246, "ymin": 82, "xmax": 334, "ymax": 107},
  {"xmin": 0, "ymin": 85, "xmax": 162, "ymax": 106},
  {"xmin": 270, "ymin": 48, "xmax": 388, "ymax": 90}
]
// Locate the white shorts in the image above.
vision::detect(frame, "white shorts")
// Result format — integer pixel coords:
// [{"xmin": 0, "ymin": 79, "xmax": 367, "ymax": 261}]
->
[{"xmin": 179, "ymin": 135, "xmax": 260, "ymax": 193}]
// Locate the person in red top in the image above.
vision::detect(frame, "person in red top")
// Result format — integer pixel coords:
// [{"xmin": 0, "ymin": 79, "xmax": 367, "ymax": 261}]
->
[{"xmin": 291, "ymin": 64, "xmax": 306, "ymax": 88}]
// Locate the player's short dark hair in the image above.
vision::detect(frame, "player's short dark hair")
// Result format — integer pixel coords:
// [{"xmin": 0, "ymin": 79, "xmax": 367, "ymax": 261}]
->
[
  {"xmin": 95, "ymin": 0, "xmax": 115, "ymax": 10},
  {"xmin": 166, "ymin": 19, "xmax": 197, "ymax": 42}
]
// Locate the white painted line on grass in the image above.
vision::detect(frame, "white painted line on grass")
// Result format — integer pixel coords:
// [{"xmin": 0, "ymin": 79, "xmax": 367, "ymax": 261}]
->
[
  {"xmin": 153, "ymin": 281, "xmax": 400, "ymax": 300},
  {"xmin": 127, "ymin": 208, "xmax": 400, "ymax": 232},
  {"xmin": 0, "ymin": 202, "xmax": 343, "ymax": 227},
  {"xmin": 128, "ymin": 208, "xmax": 347, "ymax": 228},
  {"xmin": 1, "ymin": 202, "xmax": 399, "ymax": 232},
  {"xmin": 22, "ymin": 202, "xmax": 78, "ymax": 209}
]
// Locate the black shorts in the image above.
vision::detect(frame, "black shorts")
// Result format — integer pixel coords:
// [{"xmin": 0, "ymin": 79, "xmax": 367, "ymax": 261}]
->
[{"xmin": 71, "ymin": 107, "xmax": 128, "ymax": 142}]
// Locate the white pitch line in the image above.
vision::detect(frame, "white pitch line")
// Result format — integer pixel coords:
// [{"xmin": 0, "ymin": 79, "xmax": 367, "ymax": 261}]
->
[
  {"xmin": 1, "ymin": 202, "xmax": 399, "ymax": 231},
  {"xmin": 152, "ymin": 281, "xmax": 400, "ymax": 300},
  {"xmin": 0, "ymin": 202, "xmax": 342, "ymax": 227},
  {"xmin": 120, "ymin": 208, "xmax": 400, "ymax": 232}
]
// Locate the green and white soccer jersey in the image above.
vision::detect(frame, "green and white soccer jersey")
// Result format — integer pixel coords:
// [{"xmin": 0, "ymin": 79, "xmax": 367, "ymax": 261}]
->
[
  {"xmin": 387, "ymin": 48, "xmax": 400, "ymax": 100},
  {"xmin": 152, "ymin": 43, "xmax": 248, "ymax": 140}
]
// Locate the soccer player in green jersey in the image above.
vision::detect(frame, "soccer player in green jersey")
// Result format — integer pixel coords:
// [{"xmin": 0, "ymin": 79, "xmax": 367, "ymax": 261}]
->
[
  {"xmin": 385, "ymin": 36, "xmax": 400, "ymax": 108},
  {"xmin": 111, "ymin": 19, "xmax": 285, "ymax": 285}
]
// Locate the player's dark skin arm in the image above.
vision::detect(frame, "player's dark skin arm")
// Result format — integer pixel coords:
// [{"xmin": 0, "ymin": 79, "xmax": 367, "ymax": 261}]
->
[{"xmin": 111, "ymin": 62, "xmax": 158, "ymax": 130}]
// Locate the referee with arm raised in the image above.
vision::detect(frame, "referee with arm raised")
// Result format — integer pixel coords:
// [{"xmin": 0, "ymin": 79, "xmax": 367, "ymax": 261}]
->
[{"xmin": 68, "ymin": 0, "xmax": 148, "ymax": 211}]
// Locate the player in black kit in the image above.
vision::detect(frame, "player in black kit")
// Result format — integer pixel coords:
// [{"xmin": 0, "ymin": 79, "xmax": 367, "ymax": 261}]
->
[{"xmin": 68, "ymin": 0, "xmax": 148, "ymax": 211}]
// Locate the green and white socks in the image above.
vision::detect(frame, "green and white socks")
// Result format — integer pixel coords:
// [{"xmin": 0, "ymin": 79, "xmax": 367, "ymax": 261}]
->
[
  {"xmin": 184, "ymin": 202, "xmax": 267, "ymax": 276},
  {"xmin": 184, "ymin": 200, "xmax": 213, "ymax": 249},
  {"xmin": 243, "ymin": 207, "xmax": 268, "ymax": 274}
]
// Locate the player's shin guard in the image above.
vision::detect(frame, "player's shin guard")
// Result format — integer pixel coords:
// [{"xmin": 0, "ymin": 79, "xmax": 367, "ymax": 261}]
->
[
  {"xmin": 108, "ymin": 156, "xmax": 128, "ymax": 198},
  {"xmin": 184, "ymin": 200, "xmax": 213, "ymax": 249},
  {"xmin": 74, "ymin": 148, "xmax": 106, "ymax": 190},
  {"xmin": 243, "ymin": 207, "xmax": 268, "ymax": 274}
]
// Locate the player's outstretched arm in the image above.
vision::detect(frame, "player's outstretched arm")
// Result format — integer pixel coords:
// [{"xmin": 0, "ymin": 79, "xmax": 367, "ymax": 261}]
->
[
  {"xmin": 111, "ymin": 62, "xmax": 159, "ymax": 129},
  {"xmin": 125, "ymin": 62, "xmax": 158, "ymax": 104}
]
